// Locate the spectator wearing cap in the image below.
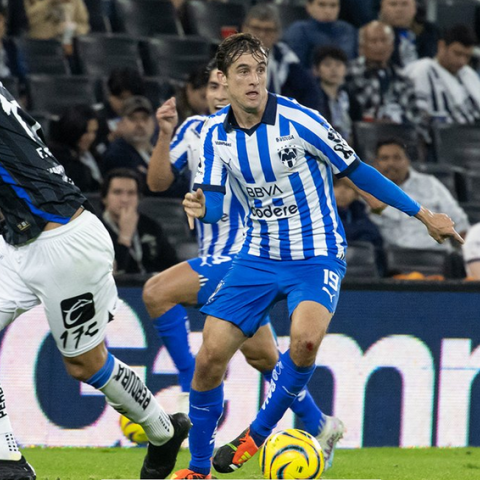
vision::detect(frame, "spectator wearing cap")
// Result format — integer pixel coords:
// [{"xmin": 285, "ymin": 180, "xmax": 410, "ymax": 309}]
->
[{"xmin": 102, "ymin": 96, "xmax": 155, "ymax": 194}]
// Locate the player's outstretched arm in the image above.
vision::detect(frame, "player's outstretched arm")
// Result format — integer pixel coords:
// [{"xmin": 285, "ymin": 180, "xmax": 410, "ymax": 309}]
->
[
  {"xmin": 147, "ymin": 97, "xmax": 177, "ymax": 192},
  {"xmin": 415, "ymin": 206, "xmax": 464, "ymax": 245}
]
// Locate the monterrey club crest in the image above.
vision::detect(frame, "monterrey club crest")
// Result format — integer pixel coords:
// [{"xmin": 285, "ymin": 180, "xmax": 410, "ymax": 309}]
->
[{"xmin": 278, "ymin": 146, "xmax": 297, "ymax": 169}]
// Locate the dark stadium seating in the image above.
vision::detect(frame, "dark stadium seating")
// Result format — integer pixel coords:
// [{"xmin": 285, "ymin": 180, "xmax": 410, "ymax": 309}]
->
[
  {"xmin": 460, "ymin": 202, "xmax": 480, "ymax": 225},
  {"xmin": 410, "ymin": 162, "xmax": 467, "ymax": 201},
  {"xmin": 138, "ymin": 197, "xmax": 193, "ymax": 244},
  {"xmin": 185, "ymin": 0, "xmax": 246, "ymax": 41},
  {"xmin": 141, "ymin": 36, "xmax": 212, "ymax": 79},
  {"xmin": 386, "ymin": 247, "xmax": 448, "ymax": 276},
  {"xmin": 276, "ymin": 4, "xmax": 309, "ymax": 31},
  {"xmin": 344, "ymin": 241, "xmax": 379, "ymax": 279},
  {"xmin": 75, "ymin": 34, "xmax": 144, "ymax": 77},
  {"xmin": 111, "ymin": 0, "xmax": 184, "ymax": 36},
  {"xmin": 1, "ymin": 77, "xmax": 20, "ymax": 100},
  {"xmin": 84, "ymin": 0, "xmax": 111, "ymax": 32},
  {"xmin": 26, "ymin": 75, "xmax": 98, "ymax": 114},
  {"xmin": 429, "ymin": 0, "xmax": 480, "ymax": 39},
  {"xmin": 463, "ymin": 171, "xmax": 480, "ymax": 203},
  {"xmin": 433, "ymin": 124, "xmax": 480, "ymax": 171},
  {"xmin": 352, "ymin": 122, "xmax": 420, "ymax": 164},
  {"xmin": 143, "ymin": 77, "xmax": 177, "ymax": 109},
  {"xmin": 17, "ymin": 38, "xmax": 70, "ymax": 75}
]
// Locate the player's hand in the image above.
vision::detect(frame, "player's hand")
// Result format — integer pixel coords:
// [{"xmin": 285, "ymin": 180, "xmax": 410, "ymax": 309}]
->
[
  {"xmin": 416, "ymin": 207, "xmax": 464, "ymax": 244},
  {"xmin": 156, "ymin": 97, "xmax": 178, "ymax": 138},
  {"xmin": 183, "ymin": 188, "xmax": 206, "ymax": 230},
  {"xmin": 118, "ymin": 205, "xmax": 139, "ymax": 246}
]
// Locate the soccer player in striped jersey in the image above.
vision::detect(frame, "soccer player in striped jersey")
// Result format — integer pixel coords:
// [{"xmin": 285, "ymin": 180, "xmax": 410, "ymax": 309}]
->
[
  {"xmin": 173, "ymin": 33, "xmax": 463, "ymax": 479},
  {"xmin": 144, "ymin": 62, "xmax": 344, "ymax": 466}
]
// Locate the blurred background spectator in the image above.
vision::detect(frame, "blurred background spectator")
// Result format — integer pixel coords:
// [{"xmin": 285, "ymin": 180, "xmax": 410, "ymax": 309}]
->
[
  {"xmin": 312, "ymin": 45, "xmax": 358, "ymax": 142},
  {"xmin": 463, "ymin": 223, "xmax": 480, "ymax": 279},
  {"xmin": 345, "ymin": 20, "xmax": 428, "ymax": 136},
  {"xmin": 24, "ymin": 0, "xmax": 90, "ymax": 54},
  {"xmin": 102, "ymin": 96, "xmax": 155, "ymax": 193},
  {"xmin": 175, "ymin": 63, "xmax": 209, "ymax": 125},
  {"xmin": 242, "ymin": 3, "xmax": 320, "ymax": 108},
  {"xmin": 283, "ymin": 0, "xmax": 358, "ymax": 68},
  {"xmin": 0, "ymin": 6, "xmax": 26, "ymax": 86},
  {"xmin": 371, "ymin": 137, "xmax": 469, "ymax": 251},
  {"xmin": 95, "ymin": 67, "xmax": 147, "ymax": 152},
  {"xmin": 101, "ymin": 168, "xmax": 178, "ymax": 275},
  {"xmin": 48, "ymin": 104, "xmax": 102, "ymax": 193},
  {"xmin": 404, "ymin": 24, "xmax": 480, "ymax": 125},
  {"xmin": 378, "ymin": 0, "xmax": 439, "ymax": 67}
]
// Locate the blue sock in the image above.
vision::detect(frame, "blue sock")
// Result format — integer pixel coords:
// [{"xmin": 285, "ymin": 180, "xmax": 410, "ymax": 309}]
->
[
  {"xmin": 152, "ymin": 304, "xmax": 195, "ymax": 392},
  {"xmin": 251, "ymin": 350, "xmax": 315, "ymax": 445},
  {"xmin": 262, "ymin": 369, "xmax": 325, "ymax": 436},
  {"xmin": 189, "ymin": 384, "xmax": 224, "ymax": 475}
]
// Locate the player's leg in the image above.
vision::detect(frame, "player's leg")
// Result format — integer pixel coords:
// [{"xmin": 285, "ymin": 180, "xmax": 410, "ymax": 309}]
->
[
  {"xmin": 172, "ymin": 316, "xmax": 247, "ymax": 479},
  {"xmin": 28, "ymin": 211, "xmax": 189, "ymax": 479},
  {"xmin": 0, "ymin": 238, "xmax": 39, "ymax": 479},
  {"xmin": 214, "ymin": 256, "xmax": 346, "ymax": 473},
  {"xmin": 143, "ymin": 261, "xmax": 199, "ymax": 403},
  {"xmin": 242, "ymin": 323, "xmax": 327, "ymax": 439}
]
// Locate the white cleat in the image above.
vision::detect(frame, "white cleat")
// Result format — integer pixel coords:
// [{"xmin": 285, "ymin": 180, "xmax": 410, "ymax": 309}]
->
[{"xmin": 316, "ymin": 415, "xmax": 345, "ymax": 471}]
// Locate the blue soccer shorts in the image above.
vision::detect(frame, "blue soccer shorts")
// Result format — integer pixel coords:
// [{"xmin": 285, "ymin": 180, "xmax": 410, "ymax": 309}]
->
[{"xmin": 200, "ymin": 253, "xmax": 346, "ymax": 337}]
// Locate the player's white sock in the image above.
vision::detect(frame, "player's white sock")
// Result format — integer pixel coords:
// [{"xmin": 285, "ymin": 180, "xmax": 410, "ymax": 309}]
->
[
  {"xmin": 0, "ymin": 384, "xmax": 21, "ymax": 461},
  {"xmin": 86, "ymin": 353, "xmax": 173, "ymax": 446}
]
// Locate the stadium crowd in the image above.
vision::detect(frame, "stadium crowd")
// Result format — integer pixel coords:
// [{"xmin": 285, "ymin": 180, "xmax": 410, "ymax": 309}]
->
[{"xmin": 1, "ymin": 0, "xmax": 480, "ymax": 280}]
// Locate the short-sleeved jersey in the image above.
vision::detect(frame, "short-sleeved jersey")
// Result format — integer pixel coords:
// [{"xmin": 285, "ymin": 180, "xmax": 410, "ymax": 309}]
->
[
  {"xmin": 0, "ymin": 83, "xmax": 85, "ymax": 245},
  {"xmin": 193, "ymin": 93, "xmax": 360, "ymax": 261},
  {"xmin": 170, "ymin": 114, "xmax": 246, "ymax": 256}
]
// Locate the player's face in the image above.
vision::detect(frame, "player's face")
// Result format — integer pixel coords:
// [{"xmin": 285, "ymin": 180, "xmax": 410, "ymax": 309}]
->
[
  {"xmin": 314, "ymin": 57, "xmax": 346, "ymax": 86},
  {"xmin": 121, "ymin": 110, "xmax": 154, "ymax": 144},
  {"xmin": 77, "ymin": 118, "xmax": 98, "ymax": 153},
  {"xmin": 375, "ymin": 143, "xmax": 410, "ymax": 185},
  {"xmin": 380, "ymin": 0, "xmax": 416, "ymax": 28},
  {"xmin": 437, "ymin": 41, "xmax": 473, "ymax": 75},
  {"xmin": 221, "ymin": 53, "xmax": 268, "ymax": 115},
  {"xmin": 206, "ymin": 69, "xmax": 229, "ymax": 114},
  {"xmin": 242, "ymin": 19, "xmax": 279, "ymax": 50},
  {"xmin": 306, "ymin": 0, "xmax": 340, "ymax": 23},
  {"xmin": 104, "ymin": 177, "xmax": 139, "ymax": 219}
]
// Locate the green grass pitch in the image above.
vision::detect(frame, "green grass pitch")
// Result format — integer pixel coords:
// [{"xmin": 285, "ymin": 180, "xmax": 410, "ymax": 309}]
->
[{"xmin": 22, "ymin": 446, "xmax": 480, "ymax": 480}]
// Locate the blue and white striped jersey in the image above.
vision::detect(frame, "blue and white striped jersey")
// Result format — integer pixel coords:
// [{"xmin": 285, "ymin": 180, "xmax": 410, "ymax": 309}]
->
[
  {"xmin": 170, "ymin": 115, "xmax": 246, "ymax": 256},
  {"xmin": 193, "ymin": 93, "xmax": 360, "ymax": 261}
]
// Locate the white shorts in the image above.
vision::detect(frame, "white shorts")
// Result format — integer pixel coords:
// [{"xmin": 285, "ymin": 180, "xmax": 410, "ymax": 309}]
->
[{"xmin": 0, "ymin": 210, "xmax": 118, "ymax": 357}]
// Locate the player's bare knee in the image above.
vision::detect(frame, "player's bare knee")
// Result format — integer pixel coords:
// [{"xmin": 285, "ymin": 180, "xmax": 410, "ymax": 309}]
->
[
  {"xmin": 142, "ymin": 275, "xmax": 169, "ymax": 317},
  {"xmin": 64, "ymin": 359, "xmax": 91, "ymax": 382},
  {"xmin": 290, "ymin": 339, "xmax": 321, "ymax": 367}
]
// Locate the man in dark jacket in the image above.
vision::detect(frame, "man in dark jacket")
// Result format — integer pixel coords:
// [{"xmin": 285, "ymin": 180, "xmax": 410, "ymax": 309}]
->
[{"xmin": 101, "ymin": 168, "xmax": 178, "ymax": 274}]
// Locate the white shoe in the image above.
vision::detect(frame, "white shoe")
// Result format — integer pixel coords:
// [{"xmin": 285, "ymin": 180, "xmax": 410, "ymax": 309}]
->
[{"xmin": 316, "ymin": 415, "xmax": 344, "ymax": 471}]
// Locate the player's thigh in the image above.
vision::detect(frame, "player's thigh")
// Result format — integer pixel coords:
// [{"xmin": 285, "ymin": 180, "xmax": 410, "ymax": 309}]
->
[
  {"xmin": 240, "ymin": 323, "xmax": 279, "ymax": 371},
  {"xmin": 23, "ymin": 211, "xmax": 118, "ymax": 358},
  {"xmin": 143, "ymin": 261, "xmax": 201, "ymax": 309},
  {"xmin": 200, "ymin": 257, "xmax": 279, "ymax": 337},
  {"xmin": 0, "ymin": 237, "xmax": 40, "ymax": 330}
]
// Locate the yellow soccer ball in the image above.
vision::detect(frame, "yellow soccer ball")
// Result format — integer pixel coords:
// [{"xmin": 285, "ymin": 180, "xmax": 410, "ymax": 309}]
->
[
  {"xmin": 119, "ymin": 415, "xmax": 148, "ymax": 445},
  {"xmin": 259, "ymin": 429, "xmax": 325, "ymax": 479}
]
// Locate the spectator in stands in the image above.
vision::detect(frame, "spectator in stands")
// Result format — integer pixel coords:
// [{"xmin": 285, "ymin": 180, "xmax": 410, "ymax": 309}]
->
[
  {"xmin": 101, "ymin": 168, "xmax": 178, "ymax": 275},
  {"xmin": 7, "ymin": 0, "xmax": 29, "ymax": 36},
  {"xmin": 404, "ymin": 24, "xmax": 480, "ymax": 125},
  {"xmin": 312, "ymin": 45, "xmax": 359, "ymax": 142},
  {"xmin": 242, "ymin": 3, "xmax": 320, "ymax": 109},
  {"xmin": 283, "ymin": 0, "xmax": 358, "ymax": 68},
  {"xmin": 95, "ymin": 67, "xmax": 146, "ymax": 152},
  {"xmin": 345, "ymin": 20, "xmax": 427, "ymax": 134},
  {"xmin": 102, "ymin": 96, "xmax": 155, "ymax": 193},
  {"xmin": 378, "ymin": 0, "xmax": 439, "ymax": 67},
  {"xmin": 24, "ymin": 0, "xmax": 90, "ymax": 53},
  {"xmin": 334, "ymin": 177, "xmax": 386, "ymax": 275},
  {"xmin": 462, "ymin": 223, "xmax": 480, "ymax": 279},
  {"xmin": 175, "ymin": 64, "xmax": 209, "ymax": 125},
  {"xmin": 48, "ymin": 104, "xmax": 102, "ymax": 193},
  {"xmin": 0, "ymin": 7, "xmax": 27, "ymax": 86},
  {"xmin": 371, "ymin": 138, "xmax": 469, "ymax": 251}
]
